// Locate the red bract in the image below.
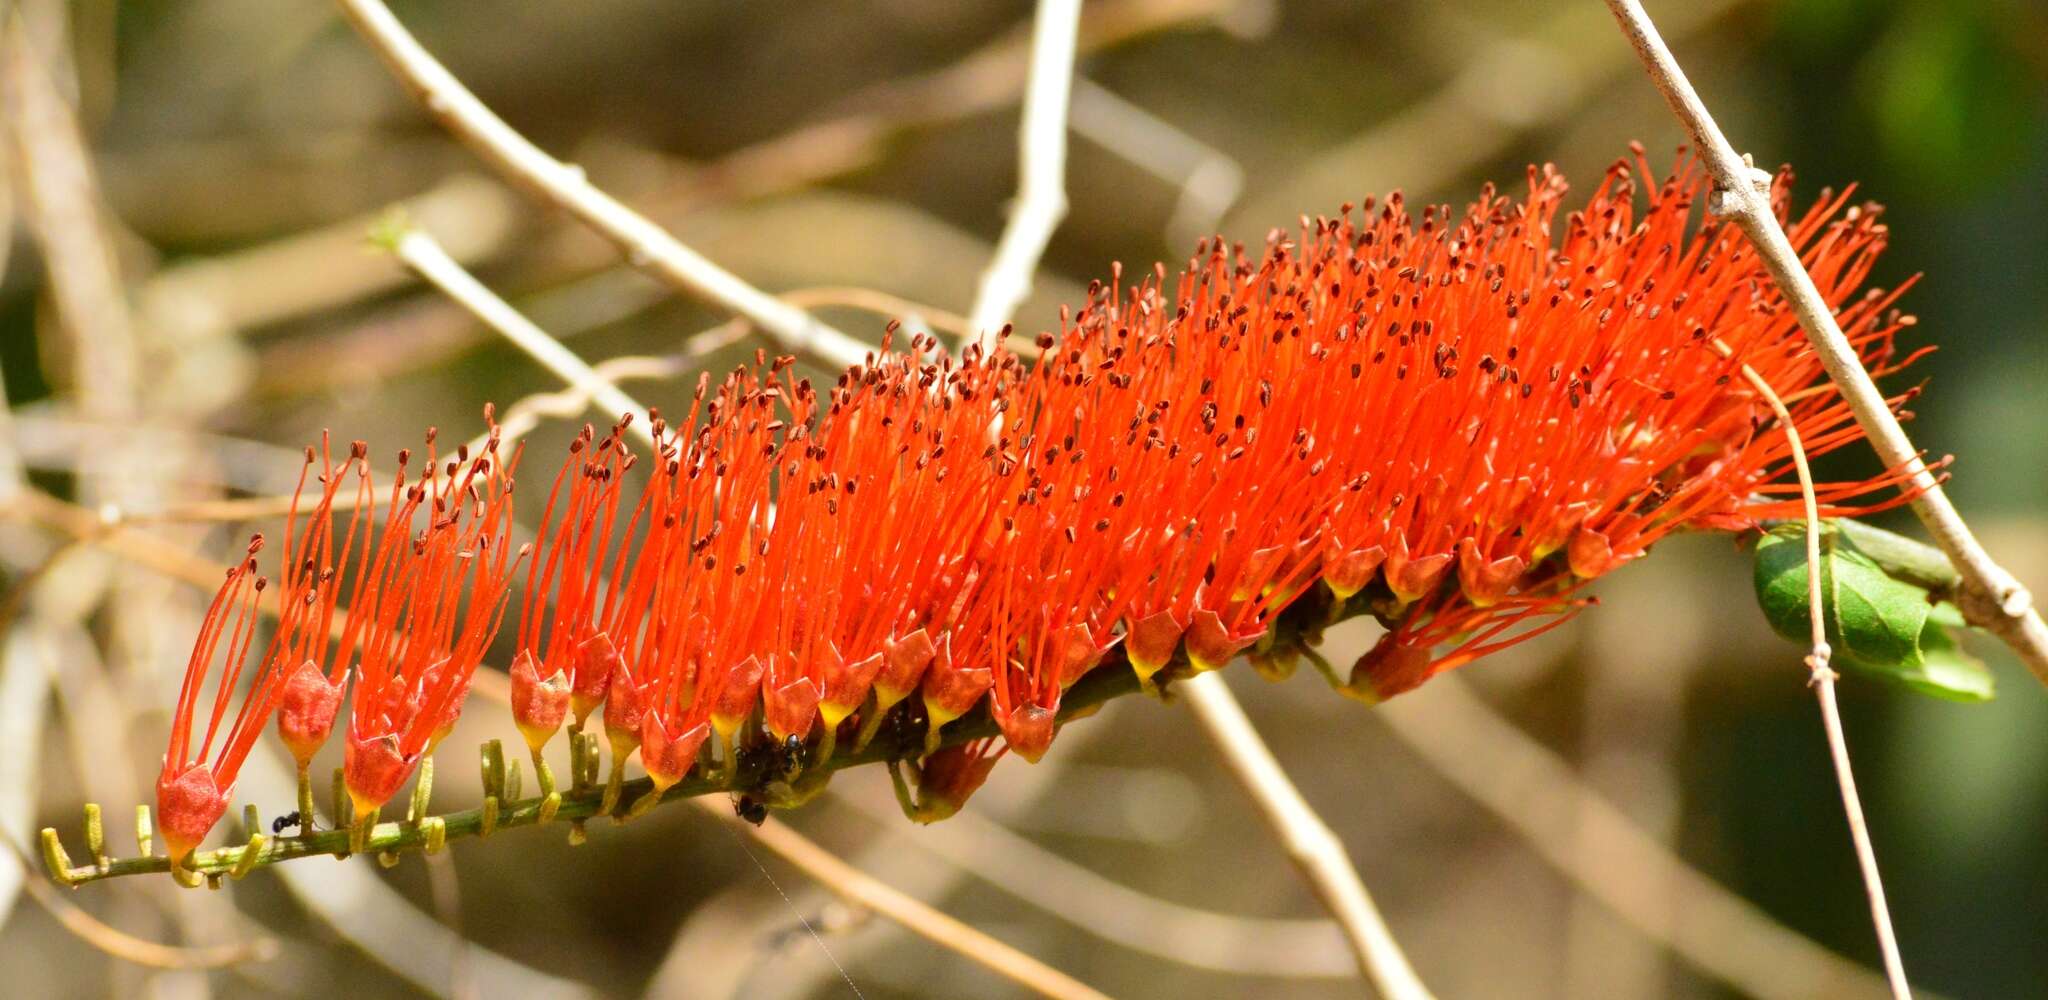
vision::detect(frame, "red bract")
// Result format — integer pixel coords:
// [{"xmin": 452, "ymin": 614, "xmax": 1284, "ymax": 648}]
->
[{"xmin": 341, "ymin": 425, "xmax": 521, "ymax": 817}]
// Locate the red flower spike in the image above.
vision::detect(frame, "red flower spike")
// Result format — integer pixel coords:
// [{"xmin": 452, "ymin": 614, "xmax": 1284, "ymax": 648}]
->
[
  {"xmin": 170, "ymin": 154, "xmax": 1938, "ymax": 814},
  {"xmin": 509, "ymin": 650, "xmax": 571, "ymax": 754},
  {"xmin": 276, "ymin": 660, "xmax": 345, "ymax": 768}
]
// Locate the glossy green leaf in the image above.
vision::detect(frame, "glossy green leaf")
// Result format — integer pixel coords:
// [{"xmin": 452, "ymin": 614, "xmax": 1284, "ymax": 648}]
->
[{"xmin": 1753, "ymin": 523, "xmax": 1993, "ymax": 702}]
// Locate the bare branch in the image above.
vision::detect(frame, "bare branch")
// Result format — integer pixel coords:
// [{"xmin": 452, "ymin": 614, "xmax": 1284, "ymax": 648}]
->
[
  {"xmin": 965, "ymin": 0, "xmax": 1083, "ymax": 353},
  {"xmin": 1181, "ymin": 673, "xmax": 1434, "ymax": 999},
  {"xmin": 1711, "ymin": 335, "xmax": 1910, "ymax": 998},
  {"xmin": 389, "ymin": 227, "xmax": 655, "ymax": 449}
]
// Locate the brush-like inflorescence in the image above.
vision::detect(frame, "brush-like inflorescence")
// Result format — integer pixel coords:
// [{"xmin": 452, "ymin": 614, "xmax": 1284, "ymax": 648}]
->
[{"xmin": 157, "ymin": 152, "xmax": 1929, "ymax": 860}]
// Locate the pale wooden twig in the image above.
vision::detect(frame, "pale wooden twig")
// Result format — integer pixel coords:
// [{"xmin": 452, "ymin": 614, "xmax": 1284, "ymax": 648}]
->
[
  {"xmin": 389, "ymin": 227, "xmax": 656, "ymax": 449},
  {"xmin": 1182, "ymin": 674, "xmax": 1434, "ymax": 999},
  {"xmin": 1602, "ymin": 0, "xmax": 2048, "ymax": 686},
  {"xmin": 1068, "ymin": 77, "xmax": 1245, "ymax": 249},
  {"xmin": 0, "ymin": 14, "xmax": 138, "ymax": 439},
  {"xmin": 1711, "ymin": 337, "xmax": 1910, "ymax": 998},
  {"xmin": 965, "ymin": 0, "xmax": 1082, "ymax": 355},
  {"xmin": 693, "ymin": 800, "xmax": 1112, "ymax": 1000},
  {"xmin": 330, "ymin": 0, "xmax": 872, "ymax": 370}
]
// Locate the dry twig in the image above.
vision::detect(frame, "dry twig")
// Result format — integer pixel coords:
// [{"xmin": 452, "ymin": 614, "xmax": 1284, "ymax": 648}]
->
[
  {"xmin": 965, "ymin": 0, "xmax": 1082, "ymax": 355},
  {"xmin": 1182, "ymin": 675, "xmax": 1434, "ymax": 998}
]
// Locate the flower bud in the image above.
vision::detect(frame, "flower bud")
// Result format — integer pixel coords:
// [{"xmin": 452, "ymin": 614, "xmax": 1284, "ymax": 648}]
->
[
  {"xmin": 1183, "ymin": 609, "xmax": 1263, "ymax": 673},
  {"xmin": 1322, "ymin": 544, "xmax": 1387, "ymax": 599},
  {"xmin": 1456, "ymin": 539, "xmax": 1527, "ymax": 608},
  {"xmin": 919, "ymin": 635, "xmax": 991, "ymax": 729},
  {"xmin": 711, "ymin": 655, "xmax": 767, "ymax": 741},
  {"xmin": 994, "ymin": 700, "xmax": 1056, "ymax": 762},
  {"xmin": 875, "ymin": 629, "xmax": 936, "ymax": 708},
  {"xmin": 640, "ymin": 714, "xmax": 710, "ymax": 793},
  {"xmin": 276, "ymin": 660, "xmax": 344, "ymax": 768},
  {"xmin": 1344, "ymin": 635, "xmax": 1435, "ymax": 704},
  {"xmin": 573, "ymin": 632, "xmax": 621, "ymax": 727},
  {"xmin": 1123, "ymin": 609, "xmax": 1185, "ymax": 681},
  {"xmin": 817, "ymin": 644, "xmax": 885, "ymax": 729},
  {"xmin": 510, "ymin": 650, "xmax": 571, "ymax": 753},
  {"xmin": 1049, "ymin": 624, "xmax": 1115, "ymax": 689},
  {"xmin": 343, "ymin": 732, "xmax": 419, "ymax": 818},
  {"xmin": 911, "ymin": 742, "xmax": 1004, "ymax": 823},
  {"xmin": 156, "ymin": 762, "xmax": 229, "ymax": 865},
  {"xmin": 763, "ymin": 674, "xmax": 821, "ymax": 742}
]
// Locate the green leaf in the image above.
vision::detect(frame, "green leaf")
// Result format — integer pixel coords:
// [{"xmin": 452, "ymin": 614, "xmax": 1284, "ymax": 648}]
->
[{"xmin": 1753, "ymin": 523, "xmax": 1994, "ymax": 702}]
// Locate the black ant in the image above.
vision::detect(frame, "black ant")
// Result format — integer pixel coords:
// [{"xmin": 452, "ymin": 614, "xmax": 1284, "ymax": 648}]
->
[
  {"xmin": 776, "ymin": 733, "xmax": 806, "ymax": 773},
  {"xmin": 271, "ymin": 811, "xmax": 303, "ymax": 835},
  {"xmin": 733, "ymin": 795, "xmax": 768, "ymax": 826}
]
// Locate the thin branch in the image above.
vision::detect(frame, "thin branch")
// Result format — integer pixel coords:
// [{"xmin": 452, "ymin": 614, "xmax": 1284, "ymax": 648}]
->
[
  {"xmin": 1068, "ymin": 77, "xmax": 1245, "ymax": 248},
  {"xmin": 1181, "ymin": 673, "xmax": 1435, "ymax": 999},
  {"xmin": 1713, "ymin": 337, "xmax": 1910, "ymax": 998},
  {"xmin": 330, "ymin": 0, "xmax": 873, "ymax": 370},
  {"xmin": 695, "ymin": 801, "xmax": 1111, "ymax": 1000},
  {"xmin": 389, "ymin": 227, "xmax": 656, "ymax": 448},
  {"xmin": 965, "ymin": 0, "xmax": 1082, "ymax": 353},
  {"xmin": 1602, "ymin": 0, "xmax": 2048, "ymax": 685}
]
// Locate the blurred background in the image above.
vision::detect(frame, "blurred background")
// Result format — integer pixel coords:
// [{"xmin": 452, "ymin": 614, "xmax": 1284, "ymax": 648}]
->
[{"xmin": 1, "ymin": 0, "xmax": 2043, "ymax": 997}]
